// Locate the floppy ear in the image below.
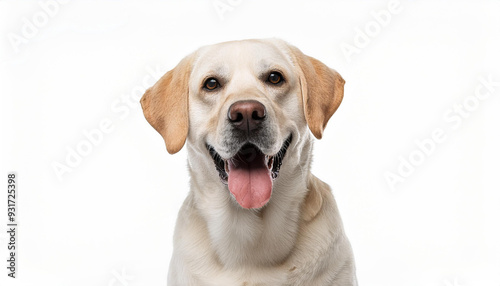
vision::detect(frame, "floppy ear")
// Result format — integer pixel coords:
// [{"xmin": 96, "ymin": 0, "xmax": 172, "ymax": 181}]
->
[
  {"xmin": 140, "ymin": 56, "xmax": 192, "ymax": 154},
  {"xmin": 289, "ymin": 46, "xmax": 345, "ymax": 139}
]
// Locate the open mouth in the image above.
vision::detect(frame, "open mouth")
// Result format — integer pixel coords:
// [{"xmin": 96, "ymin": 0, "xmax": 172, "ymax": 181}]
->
[{"xmin": 206, "ymin": 135, "xmax": 292, "ymax": 209}]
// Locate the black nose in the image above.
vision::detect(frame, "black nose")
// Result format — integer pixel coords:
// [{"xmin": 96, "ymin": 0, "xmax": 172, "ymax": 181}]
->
[{"xmin": 228, "ymin": 100, "xmax": 266, "ymax": 131}]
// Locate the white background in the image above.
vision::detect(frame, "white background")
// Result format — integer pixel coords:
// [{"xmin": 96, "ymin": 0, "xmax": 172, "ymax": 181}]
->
[{"xmin": 1, "ymin": 1, "xmax": 499, "ymax": 285}]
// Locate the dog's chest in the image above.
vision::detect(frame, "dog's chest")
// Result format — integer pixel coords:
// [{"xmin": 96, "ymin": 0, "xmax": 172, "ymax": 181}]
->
[{"xmin": 206, "ymin": 204, "xmax": 300, "ymax": 268}]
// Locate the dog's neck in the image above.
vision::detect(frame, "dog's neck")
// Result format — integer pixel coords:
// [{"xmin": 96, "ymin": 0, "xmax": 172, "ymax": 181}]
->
[{"xmin": 186, "ymin": 139, "xmax": 315, "ymax": 267}]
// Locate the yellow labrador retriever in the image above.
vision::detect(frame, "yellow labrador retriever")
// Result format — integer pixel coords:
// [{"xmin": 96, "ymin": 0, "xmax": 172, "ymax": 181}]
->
[{"xmin": 141, "ymin": 39, "xmax": 357, "ymax": 285}]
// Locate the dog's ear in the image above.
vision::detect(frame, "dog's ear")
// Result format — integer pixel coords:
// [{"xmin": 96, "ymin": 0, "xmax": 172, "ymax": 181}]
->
[
  {"xmin": 140, "ymin": 56, "xmax": 192, "ymax": 154},
  {"xmin": 289, "ymin": 46, "xmax": 344, "ymax": 139}
]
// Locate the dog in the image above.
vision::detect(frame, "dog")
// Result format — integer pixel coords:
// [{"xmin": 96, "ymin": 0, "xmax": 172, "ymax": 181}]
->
[{"xmin": 141, "ymin": 39, "xmax": 357, "ymax": 286}]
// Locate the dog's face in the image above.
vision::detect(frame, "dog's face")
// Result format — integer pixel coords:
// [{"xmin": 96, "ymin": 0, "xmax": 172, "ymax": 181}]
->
[{"xmin": 141, "ymin": 39, "xmax": 344, "ymax": 209}]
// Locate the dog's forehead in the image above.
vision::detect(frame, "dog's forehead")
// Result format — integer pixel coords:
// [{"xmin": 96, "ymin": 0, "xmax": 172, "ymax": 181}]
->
[{"xmin": 192, "ymin": 40, "xmax": 293, "ymax": 76}]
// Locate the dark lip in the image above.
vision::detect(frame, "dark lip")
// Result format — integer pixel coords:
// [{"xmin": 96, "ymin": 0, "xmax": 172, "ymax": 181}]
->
[{"xmin": 206, "ymin": 134, "xmax": 293, "ymax": 184}]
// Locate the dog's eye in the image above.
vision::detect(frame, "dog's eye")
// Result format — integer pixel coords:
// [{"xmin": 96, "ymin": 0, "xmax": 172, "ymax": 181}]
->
[
  {"xmin": 268, "ymin": 72, "xmax": 283, "ymax": 85},
  {"xmin": 204, "ymin": 78, "xmax": 220, "ymax": 90}
]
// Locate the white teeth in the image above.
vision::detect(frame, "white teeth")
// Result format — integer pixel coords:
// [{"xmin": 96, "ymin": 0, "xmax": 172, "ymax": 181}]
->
[
  {"xmin": 224, "ymin": 160, "xmax": 229, "ymax": 173},
  {"xmin": 267, "ymin": 156, "xmax": 274, "ymax": 170}
]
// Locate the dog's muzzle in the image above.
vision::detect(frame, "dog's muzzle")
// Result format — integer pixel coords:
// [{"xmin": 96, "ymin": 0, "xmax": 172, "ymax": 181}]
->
[{"xmin": 206, "ymin": 134, "xmax": 292, "ymax": 209}]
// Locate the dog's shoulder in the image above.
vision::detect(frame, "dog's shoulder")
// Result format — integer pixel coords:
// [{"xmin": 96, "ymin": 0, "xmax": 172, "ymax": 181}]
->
[{"xmin": 302, "ymin": 173, "xmax": 333, "ymax": 222}]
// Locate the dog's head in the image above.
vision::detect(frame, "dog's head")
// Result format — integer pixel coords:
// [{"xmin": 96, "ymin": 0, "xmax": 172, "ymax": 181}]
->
[{"xmin": 141, "ymin": 39, "xmax": 344, "ymax": 209}]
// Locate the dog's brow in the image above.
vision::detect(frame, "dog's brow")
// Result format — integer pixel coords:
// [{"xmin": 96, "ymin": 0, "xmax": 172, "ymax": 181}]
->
[
  {"xmin": 257, "ymin": 58, "xmax": 289, "ymax": 73},
  {"xmin": 257, "ymin": 65, "xmax": 287, "ymax": 80},
  {"xmin": 204, "ymin": 65, "xmax": 230, "ymax": 79}
]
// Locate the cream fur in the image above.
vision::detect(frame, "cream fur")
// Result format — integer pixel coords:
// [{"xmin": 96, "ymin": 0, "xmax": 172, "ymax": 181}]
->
[{"xmin": 142, "ymin": 39, "xmax": 357, "ymax": 286}]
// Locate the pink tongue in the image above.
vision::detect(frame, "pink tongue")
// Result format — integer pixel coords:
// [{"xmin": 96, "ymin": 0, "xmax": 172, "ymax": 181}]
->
[{"xmin": 227, "ymin": 148, "xmax": 272, "ymax": 209}]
